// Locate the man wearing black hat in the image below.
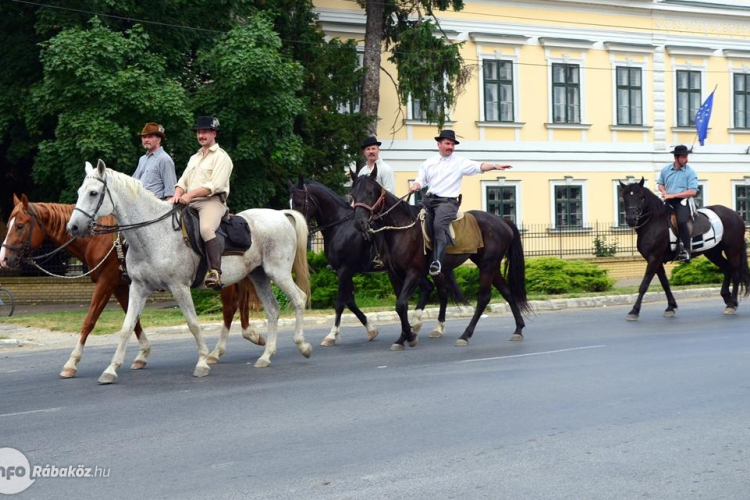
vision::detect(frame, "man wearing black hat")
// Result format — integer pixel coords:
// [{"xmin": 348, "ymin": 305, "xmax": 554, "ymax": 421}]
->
[
  {"xmin": 358, "ymin": 136, "xmax": 395, "ymax": 194},
  {"xmin": 133, "ymin": 122, "xmax": 177, "ymax": 200},
  {"xmin": 657, "ymin": 144, "xmax": 698, "ymax": 262},
  {"xmin": 409, "ymin": 130, "xmax": 512, "ymax": 276},
  {"xmin": 171, "ymin": 116, "xmax": 234, "ymax": 289}
]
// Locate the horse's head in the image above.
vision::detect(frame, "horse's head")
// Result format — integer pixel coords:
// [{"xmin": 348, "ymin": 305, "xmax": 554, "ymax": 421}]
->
[
  {"xmin": 0, "ymin": 194, "xmax": 47, "ymax": 268},
  {"xmin": 349, "ymin": 171, "xmax": 385, "ymax": 241},
  {"xmin": 67, "ymin": 159, "xmax": 114, "ymax": 238},
  {"xmin": 288, "ymin": 175, "xmax": 318, "ymax": 222},
  {"xmin": 619, "ymin": 176, "xmax": 648, "ymax": 227}
]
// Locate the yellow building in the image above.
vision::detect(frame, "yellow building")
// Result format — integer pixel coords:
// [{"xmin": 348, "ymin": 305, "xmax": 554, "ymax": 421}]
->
[{"xmin": 316, "ymin": 0, "xmax": 750, "ymax": 230}]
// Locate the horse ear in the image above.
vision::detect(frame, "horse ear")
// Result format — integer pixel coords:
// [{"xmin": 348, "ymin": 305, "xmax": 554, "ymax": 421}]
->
[
  {"xmin": 85, "ymin": 161, "xmax": 94, "ymax": 175},
  {"xmin": 618, "ymin": 180, "xmax": 627, "ymax": 189},
  {"xmin": 297, "ymin": 174, "xmax": 304, "ymax": 189},
  {"xmin": 21, "ymin": 194, "xmax": 29, "ymax": 209},
  {"xmin": 13, "ymin": 194, "xmax": 21, "ymax": 206},
  {"xmin": 639, "ymin": 176, "xmax": 645, "ymax": 187},
  {"xmin": 96, "ymin": 159, "xmax": 106, "ymax": 175}
]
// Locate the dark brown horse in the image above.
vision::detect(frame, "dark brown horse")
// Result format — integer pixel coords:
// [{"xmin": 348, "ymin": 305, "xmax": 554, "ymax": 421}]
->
[
  {"xmin": 0, "ymin": 194, "xmax": 264, "ymax": 378},
  {"xmin": 350, "ymin": 169, "xmax": 531, "ymax": 350},
  {"xmin": 619, "ymin": 178, "xmax": 750, "ymax": 319}
]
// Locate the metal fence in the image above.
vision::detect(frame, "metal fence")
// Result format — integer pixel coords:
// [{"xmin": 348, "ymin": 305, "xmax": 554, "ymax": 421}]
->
[{"xmin": 308, "ymin": 221, "xmax": 639, "ymax": 259}]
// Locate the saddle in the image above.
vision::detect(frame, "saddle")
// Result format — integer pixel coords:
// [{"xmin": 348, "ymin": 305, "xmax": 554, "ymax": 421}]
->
[
  {"xmin": 665, "ymin": 206, "xmax": 724, "ymax": 257},
  {"xmin": 419, "ymin": 209, "xmax": 484, "ymax": 255},
  {"xmin": 177, "ymin": 206, "xmax": 253, "ymax": 288}
]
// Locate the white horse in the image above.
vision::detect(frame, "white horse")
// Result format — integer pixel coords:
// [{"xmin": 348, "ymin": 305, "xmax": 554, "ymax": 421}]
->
[{"xmin": 67, "ymin": 160, "xmax": 312, "ymax": 384}]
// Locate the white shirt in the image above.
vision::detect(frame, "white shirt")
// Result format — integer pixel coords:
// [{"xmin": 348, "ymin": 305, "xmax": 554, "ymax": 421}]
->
[
  {"xmin": 414, "ymin": 154, "xmax": 482, "ymax": 198},
  {"xmin": 358, "ymin": 159, "xmax": 396, "ymax": 193}
]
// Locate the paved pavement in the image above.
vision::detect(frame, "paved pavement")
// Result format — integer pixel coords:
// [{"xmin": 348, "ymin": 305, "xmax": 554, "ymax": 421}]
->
[{"xmin": 0, "ymin": 285, "xmax": 724, "ymax": 349}]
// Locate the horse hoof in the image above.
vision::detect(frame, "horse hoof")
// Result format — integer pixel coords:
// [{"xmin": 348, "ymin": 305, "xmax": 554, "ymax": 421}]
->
[
  {"xmin": 193, "ymin": 365, "xmax": 210, "ymax": 378},
  {"xmin": 242, "ymin": 331, "xmax": 265, "ymax": 346},
  {"xmin": 429, "ymin": 330, "xmax": 443, "ymax": 338},
  {"xmin": 390, "ymin": 343, "xmax": 405, "ymax": 351},
  {"xmin": 131, "ymin": 360, "xmax": 148, "ymax": 370},
  {"xmin": 626, "ymin": 314, "xmax": 639, "ymax": 321},
  {"xmin": 97, "ymin": 373, "xmax": 117, "ymax": 385},
  {"xmin": 724, "ymin": 307, "xmax": 737, "ymax": 315},
  {"xmin": 206, "ymin": 356, "xmax": 220, "ymax": 365},
  {"xmin": 509, "ymin": 334, "xmax": 523, "ymax": 342},
  {"xmin": 59, "ymin": 369, "xmax": 77, "ymax": 379},
  {"xmin": 321, "ymin": 337, "xmax": 336, "ymax": 347},
  {"xmin": 255, "ymin": 358, "xmax": 271, "ymax": 368},
  {"xmin": 408, "ymin": 335, "xmax": 419, "ymax": 348},
  {"xmin": 455, "ymin": 339, "xmax": 468, "ymax": 347},
  {"xmin": 299, "ymin": 343, "xmax": 312, "ymax": 358},
  {"xmin": 367, "ymin": 328, "xmax": 379, "ymax": 341},
  {"xmin": 663, "ymin": 310, "xmax": 676, "ymax": 318}
]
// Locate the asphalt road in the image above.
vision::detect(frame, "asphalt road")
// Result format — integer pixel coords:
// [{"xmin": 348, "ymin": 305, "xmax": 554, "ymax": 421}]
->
[{"xmin": 1, "ymin": 298, "xmax": 749, "ymax": 500}]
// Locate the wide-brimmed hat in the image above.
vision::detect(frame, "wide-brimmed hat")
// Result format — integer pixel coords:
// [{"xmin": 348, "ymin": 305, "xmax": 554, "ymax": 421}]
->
[
  {"xmin": 138, "ymin": 122, "xmax": 165, "ymax": 139},
  {"xmin": 670, "ymin": 144, "xmax": 691, "ymax": 155},
  {"xmin": 434, "ymin": 129, "xmax": 459, "ymax": 144},
  {"xmin": 193, "ymin": 116, "xmax": 220, "ymax": 131},
  {"xmin": 361, "ymin": 136, "xmax": 382, "ymax": 149}
]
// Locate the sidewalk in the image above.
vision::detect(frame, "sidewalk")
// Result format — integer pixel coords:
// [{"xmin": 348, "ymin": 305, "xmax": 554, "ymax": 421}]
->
[{"xmin": 0, "ymin": 285, "xmax": 722, "ymax": 350}]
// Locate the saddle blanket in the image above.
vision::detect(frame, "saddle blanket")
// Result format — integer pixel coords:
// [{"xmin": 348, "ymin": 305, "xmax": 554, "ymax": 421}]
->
[
  {"xmin": 669, "ymin": 207, "xmax": 723, "ymax": 254},
  {"xmin": 419, "ymin": 209, "xmax": 484, "ymax": 255}
]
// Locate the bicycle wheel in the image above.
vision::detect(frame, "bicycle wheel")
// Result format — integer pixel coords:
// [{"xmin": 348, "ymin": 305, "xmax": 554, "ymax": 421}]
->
[{"xmin": 0, "ymin": 288, "xmax": 15, "ymax": 317}]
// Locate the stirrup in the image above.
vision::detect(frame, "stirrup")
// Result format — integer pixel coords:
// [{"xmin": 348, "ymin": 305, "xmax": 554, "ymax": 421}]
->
[
  {"xmin": 429, "ymin": 260, "xmax": 442, "ymax": 276},
  {"xmin": 678, "ymin": 250, "xmax": 691, "ymax": 263},
  {"xmin": 372, "ymin": 256, "xmax": 385, "ymax": 270},
  {"xmin": 204, "ymin": 269, "xmax": 223, "ymax": 290}
]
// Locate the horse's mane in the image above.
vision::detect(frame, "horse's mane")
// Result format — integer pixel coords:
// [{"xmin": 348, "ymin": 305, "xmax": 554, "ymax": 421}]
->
[
  {"xmin": 305, "ymin": 180, "xmax": 351, "ymax": 209},
  {"xmin": 12, "ymin": 201, "xmax": 115, "ymax": 242},
  {"xmin": 105, "ymin": 168, "xmax": 164, "ymax": 204},
  {"xmin": 632, "ymin": 182, "xmax": 666, "ymax": 215}
]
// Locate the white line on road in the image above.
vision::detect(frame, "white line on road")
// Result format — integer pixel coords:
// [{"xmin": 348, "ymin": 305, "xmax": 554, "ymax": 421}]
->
[
  {"xmin": 457, "ymin": 345, "xmax": 606, "ymax": 363},
  {"xmin": 0, "ymin": 407, "xmax": 63, "ymax": 418}
]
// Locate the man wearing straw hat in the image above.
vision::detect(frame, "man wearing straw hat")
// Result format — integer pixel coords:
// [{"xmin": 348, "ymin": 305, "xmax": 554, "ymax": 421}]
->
[{"xmin": 133, "ymin": 122, "xmax": 177, "ymax": 200}]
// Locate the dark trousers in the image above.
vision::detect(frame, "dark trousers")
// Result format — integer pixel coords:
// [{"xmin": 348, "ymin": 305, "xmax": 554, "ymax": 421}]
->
[
  {"xmin": 422, "ymin": 195, "xmax": 459, "ymax": 248},
  {"xmin": 667, "ymin": 198, "xmax": 691, "ymax": 251}
]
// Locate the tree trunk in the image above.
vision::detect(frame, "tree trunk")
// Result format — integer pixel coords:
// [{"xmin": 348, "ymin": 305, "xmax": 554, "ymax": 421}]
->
[{"xmin": 362, "ymin": 0, "xmax": 385, "ymax": 136}]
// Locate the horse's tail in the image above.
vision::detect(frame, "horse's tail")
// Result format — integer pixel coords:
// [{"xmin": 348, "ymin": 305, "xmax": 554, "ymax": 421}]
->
[
  {"xmin": 739, "ymin": 237, "xmax": 750, "ymax": 298},
  {"xmin": 283, "ymin": 209, "xmax": 311, "ymax": 308},
  {"xmin": 443, "ymin": 268, "xmax": 470, "ymax": 305},
  {"xmin": 504, "ymin": 219, "xmax": 532, "ymax": 314}
]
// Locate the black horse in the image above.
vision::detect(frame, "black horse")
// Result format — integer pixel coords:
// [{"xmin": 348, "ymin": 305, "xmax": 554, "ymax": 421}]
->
[
  {"xmin": 350, "ymin": 168, "xmax": 531, "ymax": 350},
  {"xmin": 620, "ymin": 177, "xmax": 750, "ymax": 320},
  {"xmin": 289, "ymin": 178, "xmax": 466, "ymax": 346}
]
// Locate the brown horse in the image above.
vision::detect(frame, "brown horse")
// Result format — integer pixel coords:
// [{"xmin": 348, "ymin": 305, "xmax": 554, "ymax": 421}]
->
[{"xmin": 0, "ymin": 194, "xmax": 264, "ymax": 378}]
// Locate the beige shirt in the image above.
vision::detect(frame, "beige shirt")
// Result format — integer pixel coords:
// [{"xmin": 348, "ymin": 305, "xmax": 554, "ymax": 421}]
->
[{"xmin": 176, "ymin": 143, "xmax": 233, "ymax": 197}]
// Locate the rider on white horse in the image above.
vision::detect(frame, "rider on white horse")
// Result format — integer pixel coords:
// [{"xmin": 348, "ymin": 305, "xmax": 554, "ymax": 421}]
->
[{"xmin": 170, "ymin": 116, "xmax": 233, "ymax": 289}]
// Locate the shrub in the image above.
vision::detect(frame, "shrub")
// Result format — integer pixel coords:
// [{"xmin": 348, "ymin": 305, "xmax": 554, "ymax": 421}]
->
[
  {"xmin": 592, "ymin": 235, "xmax": 617, "ymax": 257},
  {"xmin": 670, "ymin": 256, "xmax": 724, "ymax": 286},
  {"xmin": 525, "ymin": 257, "xmax": 615, "ymax": 294},
  {"xmin": 191, "ymin": 289, "xmax": 222, "ymax": 315}
]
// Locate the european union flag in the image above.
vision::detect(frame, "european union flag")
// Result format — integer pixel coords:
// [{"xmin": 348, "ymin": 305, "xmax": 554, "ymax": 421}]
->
[{"xmin": 695, "ymin": 89, "xmax": 715, "ymax": 146}]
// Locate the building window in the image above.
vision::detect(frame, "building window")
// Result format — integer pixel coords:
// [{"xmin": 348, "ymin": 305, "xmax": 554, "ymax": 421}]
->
[
  {"xmin": 616, "ymin": 67, "xmax": 642, "ymax": 125},
  {"xmin": 484, "ymin": 60, "xmax": 514, "ymax": 122},
  {"xmin": 486, "ymin": 185, "xmax": 517, "ymax": 222},
  {"xmin": 734, "ymin": 73, "xmax": 750, "ymax": 129},
  {"xmin": 337, "ymin": 51, "xmax": 363, "ymax": 114},
  {"xmin": 676, "ymin": 70, "xmax": 701, "ymax": 127},
  {"xmin": 555, "ymin": 185, "xmax": 583, "ymax": 228},
  {"xmin": 552, "ymin": 63, "xmax": 580, "ymax": 124},
  {"xmin": 736, "ymin": 185, "xmax": 750, "ymax": 225},
  {"xmin": 409, "ymin": 181, "xmax": 426, "ymax": 206},
  {"xmin": 694, "ymin": 184, "xmax": 704, "ymax": 208}
]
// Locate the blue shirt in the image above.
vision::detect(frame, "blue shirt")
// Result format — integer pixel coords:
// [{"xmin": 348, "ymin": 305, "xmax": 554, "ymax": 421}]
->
[
  {"xmin": 657, "ymin": 163, "xmax": 698, "ymax": 194},
  {"xmin": 133, "ymin": 147, "xmax": 177, "ymax": 199}
]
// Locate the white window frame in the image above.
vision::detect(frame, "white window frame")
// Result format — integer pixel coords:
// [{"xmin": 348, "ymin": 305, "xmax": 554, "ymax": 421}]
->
[
  {"xmin": 336, "ymin": 48, "xmax": 364, "ymax": 115},
  {"xmin": 481, "ymin": 179, "xmax": 522, "ymax": 228},
  {"xmin": 478, "ymin": 53, "xmax": 520, "ymax": 124},
  {"xmin": 550, "ymin": 178, "xmax": 588, "ymax": 229},
  {"xmin": 669, "ymin": 62, "xmax": 707, "ymax": 131}
]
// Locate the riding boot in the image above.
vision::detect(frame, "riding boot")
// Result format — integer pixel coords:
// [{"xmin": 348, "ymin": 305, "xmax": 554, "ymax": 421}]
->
[
  {"xmin": 430, "ymin": 241, "xmax": 447, "ymax": 276},
  {"xmin": 678, "ymin": 236, "xmax": 691, "ymax": 262},
  {"xmin": 204, "ymin": 238, "xmax": 223, "ymax": 290}
]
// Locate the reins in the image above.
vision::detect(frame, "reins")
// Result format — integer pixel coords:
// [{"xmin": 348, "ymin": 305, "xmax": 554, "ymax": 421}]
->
[
  {"xmin": 26, "ymin": 236, "xmax": 119, "ymax": 279},
  {"xmin": 352, "ymin": 187, "xmax": 417, "ymax": 233}
]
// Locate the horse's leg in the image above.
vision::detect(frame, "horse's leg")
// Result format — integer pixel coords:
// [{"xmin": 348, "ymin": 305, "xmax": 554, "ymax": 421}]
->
[
  {"xmin": 238, "ymin": 277, "xmax": 265, "ymax": 345},
  {"xmin": 411, "ymin": 277, "xmax": 434, "ymax": 335},
  {"xmin": 207, "ymin": 284, "xmax": 238, "ymax": 364},
  {"xmin": 273, "ymin": 272, "xmax": 312, "ymax": 360},
  {"xmin": 98, "ymin": 283, "xmax": 151, "ymax": 384},
  {"xmin": 456, "ymin": 266, "xmax": 494, "ymax": 347},
  {"xmin": 109, "ymin": 284, "xmax": 151, "ymax": 370},
  {"xmin": 626, "ymin": 259, "xmax": 662, "ymax": 321},
  {"xmin": 60, "ymin": 280, "xmax": 113, "ymax": 378},
  {"xmin": 249, "ymin": 271, "xmax": 280, "ymax": 368},
  {"xmin": 654, "ymin": 265, "xmax": 678, "ymax": 318},
  {"xmin": 171, "ymin": 285, "xmax": 211, "ymax": 378},
  {"xmin": 390, "ymin": 273, "xmax": 421, "ymax": 351},
  {"xmin": 428, "ymin": 275, "xmax": 448, "ymax": 339},
  {"xmin": 706, "ymin": 250, "xmax": 739, "ymax": 314},
  {"xmin": 491, "ymin": 271, "xmax": 526, "ymax": 341}
]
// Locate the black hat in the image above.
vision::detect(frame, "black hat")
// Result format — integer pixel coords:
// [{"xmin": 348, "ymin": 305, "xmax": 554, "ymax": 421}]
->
[
  {"xmin": 361, "ymin": 136, "xmax": 382, "ymax": 149},
  {"xmin": 193, "ymin": 116, "xmax": 220, "ymax": 131},
  {"xmin": 670, "ymin": 144, "xmax": 691, "ymax": 155},
  {"xmin": 434, "ymin": 129, "xmax": 460, "ymax": 144}
]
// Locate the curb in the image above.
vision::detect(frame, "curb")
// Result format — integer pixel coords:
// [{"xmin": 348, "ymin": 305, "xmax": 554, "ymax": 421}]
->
[{"xmin": 0, "ymin": 287, "xmax": 723, "ymax": 347}]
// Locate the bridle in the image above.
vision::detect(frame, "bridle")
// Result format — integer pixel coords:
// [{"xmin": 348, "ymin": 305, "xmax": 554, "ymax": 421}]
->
[
  {"xmin": 1, "ymin": 203, "xmax": 49, "ymax": 259},
  {"xmin": 624, "ymin": 196, "xmax": 652, "ymax": 229},
  {"xmin": 351, "ymin": 186, "xmax": 417, "ymax": 233},
  {"xmin": 293, "ymin": 185, "xmax": 353, "ymax": 234},
  {"xmin": 73, "ymin": 173, "xmax": 115, "ymax": 232}
]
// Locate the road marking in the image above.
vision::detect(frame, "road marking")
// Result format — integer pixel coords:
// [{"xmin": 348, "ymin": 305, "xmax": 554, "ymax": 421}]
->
[
  {"xmin": 0, "ymin": 407, "xmax": 63, "ymax": 418},
  {"xmin": 458, "ymin": 345, "xmax": 606, "ymax": 363}
]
